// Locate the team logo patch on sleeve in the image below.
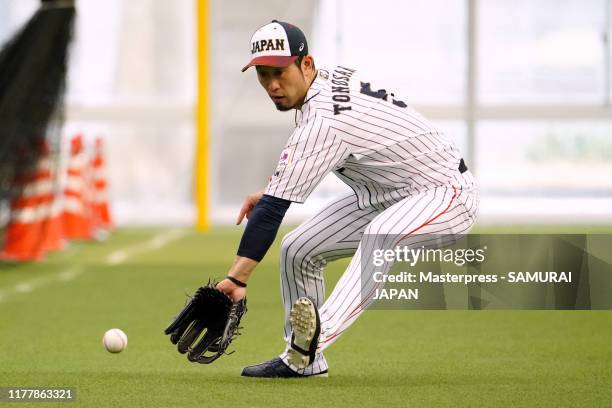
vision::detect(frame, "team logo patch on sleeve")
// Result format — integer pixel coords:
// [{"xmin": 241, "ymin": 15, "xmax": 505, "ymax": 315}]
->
[{"xmin": 278, "ymin": 147, "xmax": 293, "ymax": 166}]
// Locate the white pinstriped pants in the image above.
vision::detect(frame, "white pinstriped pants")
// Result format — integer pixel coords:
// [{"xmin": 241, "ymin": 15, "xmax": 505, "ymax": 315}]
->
[{"xmin": 278, "ymin": 181, "xmax": 479, "ymax": 375}]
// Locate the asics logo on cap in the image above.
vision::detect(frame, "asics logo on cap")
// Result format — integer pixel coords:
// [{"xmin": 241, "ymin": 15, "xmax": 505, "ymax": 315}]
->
[{"xmin": 251, "ymin": 39, "xmax": 285, "ymax": 54}]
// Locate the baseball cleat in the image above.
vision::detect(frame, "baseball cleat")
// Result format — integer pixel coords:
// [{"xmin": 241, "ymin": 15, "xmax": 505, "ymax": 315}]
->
[
  {"xmin": 241, "ymin": 357, "xmax": 328, "ymax": 378},
  {"xmin": 288, "ymin": 297, "xmax": 321, "ymax": 369}
]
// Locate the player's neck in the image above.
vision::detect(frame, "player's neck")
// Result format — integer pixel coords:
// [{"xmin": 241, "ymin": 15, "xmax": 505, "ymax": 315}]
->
[{"xmin": 295, "ymin": 69, "xmax": 318, "ymax": 110}]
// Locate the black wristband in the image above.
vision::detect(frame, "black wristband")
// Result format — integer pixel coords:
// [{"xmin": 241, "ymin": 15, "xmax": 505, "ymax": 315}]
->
[{"xmin": 226, "ymin": 275, "xmax": 247, "ymax": 288}]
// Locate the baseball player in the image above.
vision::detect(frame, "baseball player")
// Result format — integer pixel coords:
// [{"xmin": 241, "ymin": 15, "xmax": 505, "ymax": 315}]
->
[{"xmin": 214, "ymin": 20, "xmax": 479, "ymax": 378}]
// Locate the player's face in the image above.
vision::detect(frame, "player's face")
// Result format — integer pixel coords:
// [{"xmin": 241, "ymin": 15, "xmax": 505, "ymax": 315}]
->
[{"xmin": 255, "ymin": 63, "xmax": 310, "ymax": 111}]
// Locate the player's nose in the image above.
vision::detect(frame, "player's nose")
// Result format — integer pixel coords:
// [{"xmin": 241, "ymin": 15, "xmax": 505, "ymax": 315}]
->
[{"xmin": 267, "ymin": 79, "xmax": 281, "ymax": 93}]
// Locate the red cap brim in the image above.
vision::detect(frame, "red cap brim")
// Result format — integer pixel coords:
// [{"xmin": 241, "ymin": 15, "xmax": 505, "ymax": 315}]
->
[{"xmin": 241, "ymin": 55, "xmax": 298, "ymax": 72}]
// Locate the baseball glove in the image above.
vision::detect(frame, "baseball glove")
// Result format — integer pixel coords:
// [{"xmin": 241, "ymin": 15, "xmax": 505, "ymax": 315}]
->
[{"xmin": 164, "ymin": 281, "xmax": 247, "ymax": 364}]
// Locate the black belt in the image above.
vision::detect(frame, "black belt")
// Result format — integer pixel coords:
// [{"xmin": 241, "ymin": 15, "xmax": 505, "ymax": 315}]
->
[
  {"xmin": 338, "ymin": 158, "xmax": 468, "ymax": 174},
  {"xmin": 458, "ymin": 158, "xmax": 468, "ymax": 173}
]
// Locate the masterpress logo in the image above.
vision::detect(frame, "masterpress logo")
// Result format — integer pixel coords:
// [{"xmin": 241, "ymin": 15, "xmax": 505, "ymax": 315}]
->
[{"xmin": 360, "ymin": 234, "xmax": 612, "ymax": 310}]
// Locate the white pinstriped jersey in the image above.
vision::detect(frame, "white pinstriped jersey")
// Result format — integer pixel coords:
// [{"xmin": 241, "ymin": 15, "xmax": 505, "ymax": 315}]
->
[{"xmin": 265, "ymin": 65, "xmax": 476, "ymax": 208}]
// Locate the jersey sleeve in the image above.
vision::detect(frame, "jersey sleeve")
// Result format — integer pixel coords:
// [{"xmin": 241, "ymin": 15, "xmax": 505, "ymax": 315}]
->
[{"xmin": 265, "ymin": 115, "xmax": 348, "ymax": 203}]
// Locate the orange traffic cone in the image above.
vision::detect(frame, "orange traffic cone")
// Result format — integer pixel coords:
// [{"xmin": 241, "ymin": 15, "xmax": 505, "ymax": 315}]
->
[
  {"xmin": 61, "ymin": 134, "xmax": 92, "ymax": 240},
  {"xmin": 38, "ymin": 142, "xmax": 65, "ymax": 252},
  {"xmin": 1, "ymin": 142, "xmax": 57, "ymax": 260},
  {"xmin": 90, "ymin": 137, "xmax": 113, "ymax": 234},
  {"xmin": 39, "ymin": 200, "xmax": 65, "ymax": 252}
]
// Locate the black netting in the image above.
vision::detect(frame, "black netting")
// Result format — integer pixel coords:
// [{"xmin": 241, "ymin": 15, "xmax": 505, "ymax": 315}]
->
[{"xmin": 0, "ymin": 3, "xmax": 75, "ymax": 232}]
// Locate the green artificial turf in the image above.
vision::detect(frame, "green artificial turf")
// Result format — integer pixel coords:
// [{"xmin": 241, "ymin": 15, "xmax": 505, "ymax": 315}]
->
[{"xmin": 0, "ymin": 226, "xmax": 610, "ymax": 407}]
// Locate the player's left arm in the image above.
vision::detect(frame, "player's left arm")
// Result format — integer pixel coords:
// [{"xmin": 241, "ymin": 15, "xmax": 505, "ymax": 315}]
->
[{"xmin": 216, "ymin": 194, "xmax": 292, "ymax": 300}]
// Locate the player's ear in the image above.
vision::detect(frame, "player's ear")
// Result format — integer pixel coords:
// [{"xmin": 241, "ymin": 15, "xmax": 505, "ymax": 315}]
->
[{"xmin": 302, "ymin": 55, "xmax": 315, "ymax": 73}]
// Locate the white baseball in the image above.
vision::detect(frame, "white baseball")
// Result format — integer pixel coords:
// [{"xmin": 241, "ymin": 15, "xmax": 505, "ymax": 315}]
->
[{"xmin": 103, "ymin": 328, "xmax": 128, "ymax": 353}]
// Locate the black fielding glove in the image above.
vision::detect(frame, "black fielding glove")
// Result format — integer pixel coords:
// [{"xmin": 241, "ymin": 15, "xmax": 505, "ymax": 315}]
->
[{"xmin": 164, "ymin": 281, "xmax": 247, "ymax": 364}]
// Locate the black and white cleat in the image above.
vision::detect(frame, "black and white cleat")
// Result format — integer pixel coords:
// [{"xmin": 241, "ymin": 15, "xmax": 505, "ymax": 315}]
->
[
  {"xmin": 288, "ymin": 297, "xmax": 321, "ymax": 369},
  {"xmin": 241, "ymin": 357, "xmax": 328, "ymax": 378}
]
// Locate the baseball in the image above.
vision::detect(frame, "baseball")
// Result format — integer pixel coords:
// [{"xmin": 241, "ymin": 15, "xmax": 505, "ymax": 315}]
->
[{"xmin": 103, "ymin": 328, "xmax": 128, "ymax": 353}]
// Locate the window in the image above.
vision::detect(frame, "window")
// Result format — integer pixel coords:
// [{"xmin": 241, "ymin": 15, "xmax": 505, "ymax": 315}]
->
[
  {"xmin": 68, "ymin": 0, "xmax": 195, "ymax": 105},
  {"xmin": 477, "ymin": 121, "xmax": 612, "ymax": 195},
  {"xmin": 478, "ymin": 0, "xmax": 607, "ymax": 104},
  {"xmin": 312, "ymin": 0, "xmax": 466, "ymax": 104}
]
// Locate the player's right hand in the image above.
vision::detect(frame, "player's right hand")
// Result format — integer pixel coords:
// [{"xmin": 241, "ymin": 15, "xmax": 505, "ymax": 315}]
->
[
  {"xmin": 215, "ymin": 278, "xmax": 247, "ymax": 301},
  {"xmin": 236, "ymin": 190, "xmax": 265, "ymax": 225}
]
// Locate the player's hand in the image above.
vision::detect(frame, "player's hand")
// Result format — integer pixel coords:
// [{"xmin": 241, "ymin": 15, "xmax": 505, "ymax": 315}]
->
[
  {"xmin": 216, "ymin": 278, "xmax": 246, "ymax": 301},
  {"xmin": 236, "ymin": 190, "xmax": 265, "ymax": 225}
]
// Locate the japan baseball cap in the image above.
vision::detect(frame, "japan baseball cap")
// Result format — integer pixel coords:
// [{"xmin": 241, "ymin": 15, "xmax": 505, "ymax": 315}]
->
[{"xmin": 241, "ymin": 20, "xmax": 308, "ymax": 72}]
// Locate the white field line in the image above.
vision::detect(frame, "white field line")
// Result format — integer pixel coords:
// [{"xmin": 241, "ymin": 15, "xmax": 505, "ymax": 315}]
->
[
  {"xmin": 105, "ymin": 229, "xmax": 186, "ymax": 265},
  {"xmin": 0, "ymin": 229, "xmax": 187, "ymax": 303},
  {"xmin": 0, "ymin": 266, "xmax": 82, "ymax": 303}
]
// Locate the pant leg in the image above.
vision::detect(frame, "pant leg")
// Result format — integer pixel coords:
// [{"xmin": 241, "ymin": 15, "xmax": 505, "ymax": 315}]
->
[
  {"xmin": 317, "ymin": 186, "xmax": 479, "ymax": 351},
  {"xmin": 278, "ymin": 192, "xmax": 381, "ymax": 374}
]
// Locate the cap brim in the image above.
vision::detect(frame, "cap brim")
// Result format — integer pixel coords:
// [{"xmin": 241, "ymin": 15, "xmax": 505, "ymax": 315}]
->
[{"xmin": 241, "ymin": 55, "xmax": 298, "ymax": 72}]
